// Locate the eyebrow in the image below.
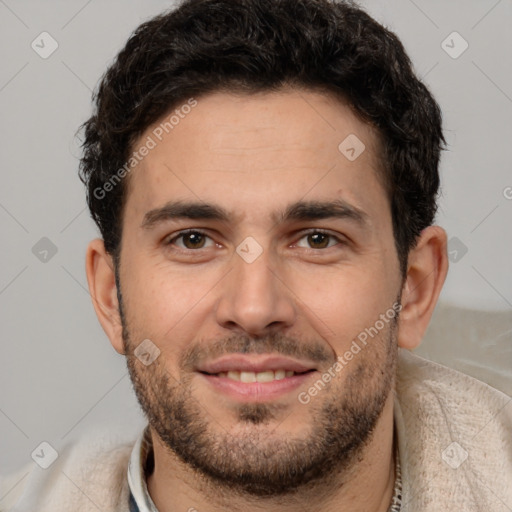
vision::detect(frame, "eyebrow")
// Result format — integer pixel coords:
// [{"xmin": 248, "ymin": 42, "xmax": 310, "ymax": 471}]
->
[
  {"xmin": 278, "ymin": 199, "xmax": 369, "ymax": 226},
  {"xmin": 141, "ymin": 201, "xmax": 230, "ymax": 229},
  {"xmin": 141, "ymin": 199, "xmax": 369, "ymax": 229}
]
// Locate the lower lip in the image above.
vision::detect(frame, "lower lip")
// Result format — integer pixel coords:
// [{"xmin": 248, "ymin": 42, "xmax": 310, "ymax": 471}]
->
[{"xmin": 199, "ymin": 372, "xmax": 315, "ymax": 402}]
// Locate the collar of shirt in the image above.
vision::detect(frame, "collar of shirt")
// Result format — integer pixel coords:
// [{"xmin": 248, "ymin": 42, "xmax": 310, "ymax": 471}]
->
[
  {"xmin": 127, "ymin": 425, "xmax": 402, "ymax": 512},
  {"xmin": 127, "ymin": 425, "xmax": 159, "ymax": 512}
]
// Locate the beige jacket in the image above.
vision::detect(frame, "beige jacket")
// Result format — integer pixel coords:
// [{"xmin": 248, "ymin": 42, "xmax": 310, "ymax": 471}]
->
[{"xmin": 2, "ymin": 349, "xmax": 511, "ymax": 511}]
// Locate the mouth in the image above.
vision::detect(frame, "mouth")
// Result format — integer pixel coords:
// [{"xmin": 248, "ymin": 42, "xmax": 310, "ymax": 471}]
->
[
  {"xmin": 210, "ymin": 369, "xmax": 310, "ymax": 382},
  {"xmin": 196, "ymin": 355, "xmax": 318, "ymax": 402}
]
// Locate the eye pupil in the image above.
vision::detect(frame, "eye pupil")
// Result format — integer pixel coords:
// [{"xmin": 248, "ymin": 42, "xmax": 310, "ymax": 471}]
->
[
  {"xmin": 183, "ymin": 232, "xmax": 205, "ymax": 249},
  {"xmin": 308, "ymin": 232, "xmax": 329, "ymax": 248}
]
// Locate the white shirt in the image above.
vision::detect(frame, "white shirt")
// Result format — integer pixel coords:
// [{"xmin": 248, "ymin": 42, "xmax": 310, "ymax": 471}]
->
[{"xmin": 127, "ymin": 426, "xmax": 159, "ymax": 512}]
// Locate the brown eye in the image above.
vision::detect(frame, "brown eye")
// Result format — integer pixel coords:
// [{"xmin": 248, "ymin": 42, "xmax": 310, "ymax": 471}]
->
[
  {"xmin": 168, "ymin": 230, "xmax": 214, "ymax": 250},
  {"xmin": 307, "ymin": 232, "xmax": 330, "ymax": 249},
  {"xmin": 296, "ymin": 231, "xmax": 340, "ymax": 249},
  {"xmin": 182, "ymin": 232, "xmax": 206, "ymax": 249}
]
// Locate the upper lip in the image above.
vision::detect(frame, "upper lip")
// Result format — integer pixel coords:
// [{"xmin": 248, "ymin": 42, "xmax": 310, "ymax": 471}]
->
[{"xmin": 197, "ymin": 355, "xmax": 317, "ymax": 374}]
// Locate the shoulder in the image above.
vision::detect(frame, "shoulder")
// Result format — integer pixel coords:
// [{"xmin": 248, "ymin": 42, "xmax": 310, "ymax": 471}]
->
[
  {"xmin": 395, "ymin": 349, "xmax": 512, "ymax": 510},
  {"xmin": 1, "ymin": 427, "xmax": 139, "ymax": 512},
  {"xmin": 397, "ymin": 348, "xmax": 511, "ymax": 421}
]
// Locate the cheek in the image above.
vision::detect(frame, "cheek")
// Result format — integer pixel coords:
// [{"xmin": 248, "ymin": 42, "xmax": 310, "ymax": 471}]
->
[
  {"xmin": 121, "ymin": 258, "xmax": 217, "ymax": 344},
  {"xmin": 288, "ymin": 261, "xmax": 397, "ymax": 345}
]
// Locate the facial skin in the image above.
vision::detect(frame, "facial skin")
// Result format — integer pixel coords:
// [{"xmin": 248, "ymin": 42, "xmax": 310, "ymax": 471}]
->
[{"xmin": 86, "ymin": 88, "xmax": 448, "ymax": 512}]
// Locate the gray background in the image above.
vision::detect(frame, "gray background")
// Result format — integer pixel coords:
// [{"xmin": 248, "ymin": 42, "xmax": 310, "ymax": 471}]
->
[{"xmin": 1, "ymin": 0, "xmax": 511, "ymax": 484}]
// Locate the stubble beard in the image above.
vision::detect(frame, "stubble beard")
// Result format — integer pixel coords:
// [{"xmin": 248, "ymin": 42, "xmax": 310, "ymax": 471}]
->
[
  {"xmin": 117, "ymin": 270, "xmax": 398, "ymax": 498},
  {"xmin": 124, "ymin": 331, "xmax": 397, "ymax": 497}
]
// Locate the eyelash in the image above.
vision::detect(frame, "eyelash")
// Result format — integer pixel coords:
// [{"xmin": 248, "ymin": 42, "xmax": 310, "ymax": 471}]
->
[{"xmin": 165, "ymin": 228, "xmax": 345, "ymax": 251}]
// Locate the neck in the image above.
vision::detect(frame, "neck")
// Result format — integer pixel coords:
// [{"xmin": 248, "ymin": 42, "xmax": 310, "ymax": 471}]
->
[{"xmin": 147, "ymin": 395, "xmax": 396, "ymax": 512}]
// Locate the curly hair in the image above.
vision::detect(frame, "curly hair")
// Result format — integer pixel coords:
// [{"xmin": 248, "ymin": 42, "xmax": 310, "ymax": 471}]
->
[{"xmin": 79, "ymin": 0, "xmax": 444, "ymax": 274}]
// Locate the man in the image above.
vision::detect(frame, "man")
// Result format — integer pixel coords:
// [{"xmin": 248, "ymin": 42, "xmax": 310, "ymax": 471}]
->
[{"xmin": 4, "ymin": 0, "xmax": 511, "ymax": 510}]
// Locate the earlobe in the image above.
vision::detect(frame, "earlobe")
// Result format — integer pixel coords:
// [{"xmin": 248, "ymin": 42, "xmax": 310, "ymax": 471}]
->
[
  {"xmin": 85, "ymin": 239, "xmax": 125, "ymax": 355},
  {"xmin": 397, "ymin": 226, "xmax": 448, "ymax": 350}
]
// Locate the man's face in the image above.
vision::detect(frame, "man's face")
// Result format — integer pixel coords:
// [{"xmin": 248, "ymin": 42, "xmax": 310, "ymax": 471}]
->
[{"xmin": 117, "ymin": 89, "xmax": 403, "ymax": 495}]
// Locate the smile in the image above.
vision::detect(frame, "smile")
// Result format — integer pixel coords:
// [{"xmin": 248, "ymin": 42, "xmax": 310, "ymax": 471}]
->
[
  {"xmin": 198, "ymin": 371, "xmax": 316, "ymax": 402},
  {"xmin": 212, "ymin": 369, "xmax": 304, "ymax": 382}
]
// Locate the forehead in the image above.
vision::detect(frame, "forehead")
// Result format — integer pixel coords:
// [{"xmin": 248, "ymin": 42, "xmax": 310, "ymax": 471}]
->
[{"xmin": 124, "ymin": 88, "xmax": 388, "ymax": 226}]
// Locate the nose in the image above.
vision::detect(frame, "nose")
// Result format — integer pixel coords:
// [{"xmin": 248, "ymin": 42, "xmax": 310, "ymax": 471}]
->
[{"xmin": 215, "ymin": 248, "xmax": 296, "ymax": 336}]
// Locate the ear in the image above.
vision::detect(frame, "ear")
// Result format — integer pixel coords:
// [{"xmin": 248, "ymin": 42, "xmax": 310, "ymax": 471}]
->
[
  {"xmin": 85, "ymin": 238, "xmax": 125, "ymax": 355},
  {"xmin": 398, "ymin": 226, "xmax": 448, "ymax": 350}
]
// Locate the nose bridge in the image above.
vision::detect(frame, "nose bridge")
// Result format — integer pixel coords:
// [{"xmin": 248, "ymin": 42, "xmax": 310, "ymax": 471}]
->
[
  {"xmin": 215, "ymin": 243, "xmax": 295, "ymax": 335},
  {"xmin": 235, "ymin": 251, "xmax": 275, "ymax": 302}
]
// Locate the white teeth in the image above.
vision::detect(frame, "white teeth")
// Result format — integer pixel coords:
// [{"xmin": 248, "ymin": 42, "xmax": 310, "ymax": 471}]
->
[
  {"xmin": 218, "ymin": 370, "xmax": 298, "ymax": 382},
  {"xmin": 274, "ymin": 369, "xmax": 286, "ymax": 380},
  {"xmin": 256, "ymin": 371, "xmax": 275, "ymax": 383},
  {"xmin": 240, "ymin": 371, "xmax": 257, "ymax": 383}
]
